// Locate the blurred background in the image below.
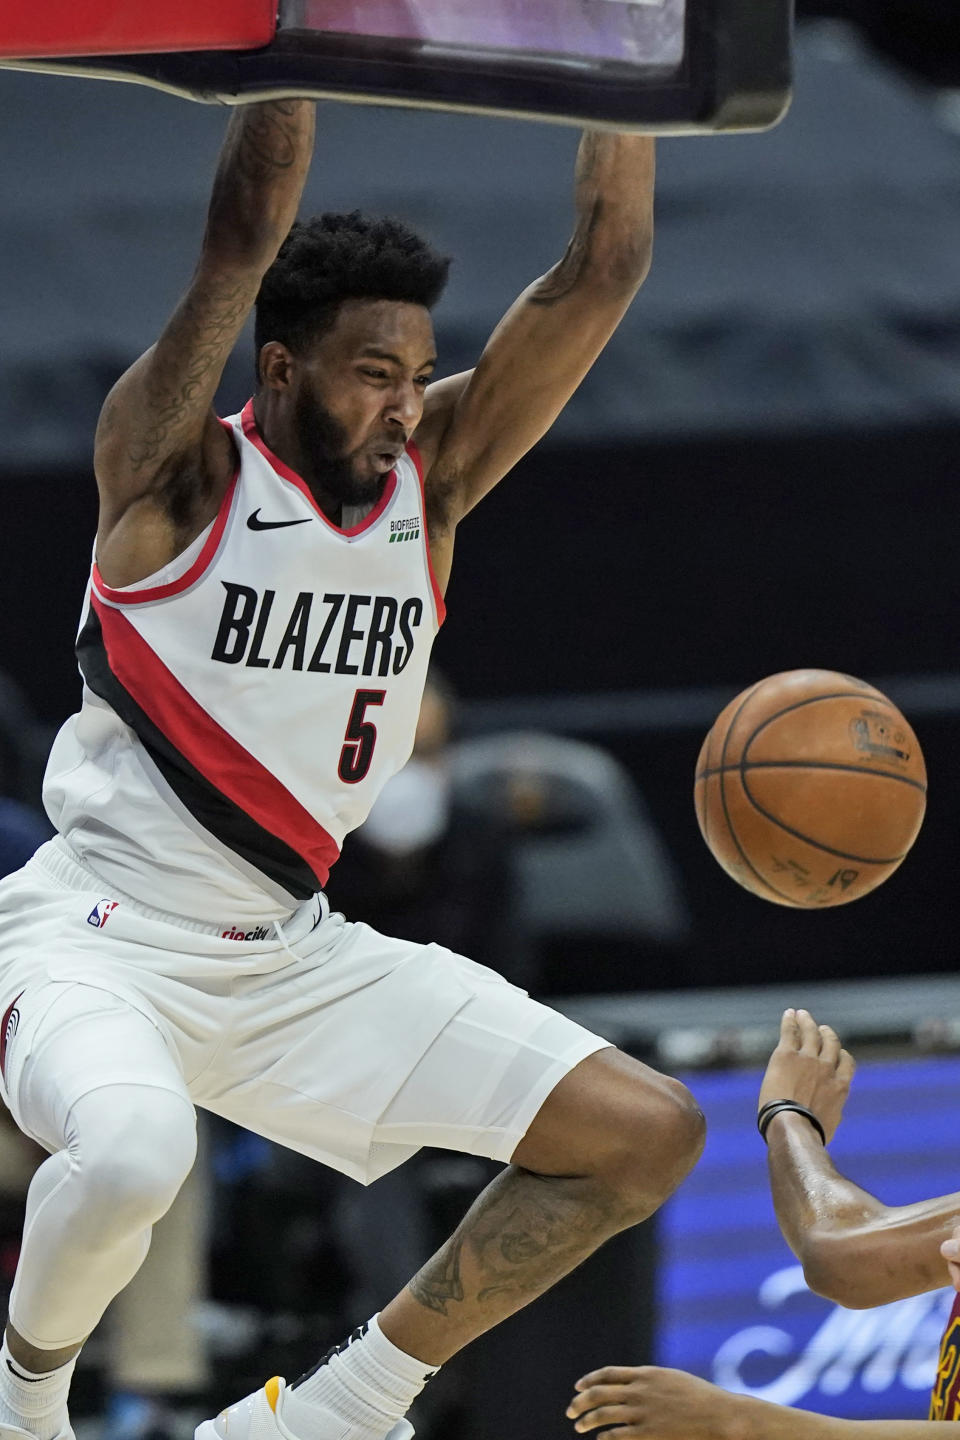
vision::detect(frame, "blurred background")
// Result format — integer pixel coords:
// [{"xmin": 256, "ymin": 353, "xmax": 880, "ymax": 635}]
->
[{"xmin": 1, "ymin": 2, "xmax": 960, "ymax": 1438}]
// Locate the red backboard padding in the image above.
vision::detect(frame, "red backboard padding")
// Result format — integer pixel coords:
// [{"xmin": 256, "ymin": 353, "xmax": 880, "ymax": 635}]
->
[{"xmin": 0, "ymin": 0, "xmax": 277, "ymax": 59}]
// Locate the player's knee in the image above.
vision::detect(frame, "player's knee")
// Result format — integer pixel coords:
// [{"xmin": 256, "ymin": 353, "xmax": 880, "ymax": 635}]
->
[
  {"xmin": 521, "ymin": 1051, "xmax": 704, "ymax": 1217},
  {"xmin": 601, "ymin": 1074, "xmax": 705, "ymax": 1218},
  {"xmin": 647, "ymin": 1074, "xmax": 705, "ymax": 1178},
  {"xmin": 73, "ymin": 1089, "xmax": 197, "ymax": 1236}
]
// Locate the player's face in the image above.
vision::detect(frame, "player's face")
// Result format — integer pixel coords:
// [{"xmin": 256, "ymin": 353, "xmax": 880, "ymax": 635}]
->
[{"xmin": 295, "ymin": 298, "xmax": 436, "ymax": 506}]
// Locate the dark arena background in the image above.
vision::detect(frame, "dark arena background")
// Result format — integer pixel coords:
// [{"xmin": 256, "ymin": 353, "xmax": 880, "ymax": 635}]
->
[{"xmin": 2, "ymin": 2, "xmax": 960, "ymax": 1438}]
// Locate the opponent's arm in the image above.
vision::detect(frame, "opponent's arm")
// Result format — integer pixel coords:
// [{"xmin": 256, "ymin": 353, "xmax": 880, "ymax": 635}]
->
[
  {"xmin": 566, "ymin": 1366, "xmax": 960, "ymax": 1439},
  {"xmin": 417, "ymin": 132, "xmax": 654, "ymax": 535},
  {"xmin": 94, "ymin": 100, "xmax": 315, "ymax": 586},
  {"xmin": 760, "ymin": 1009, "xmax": 960, "ymax": 1309}
]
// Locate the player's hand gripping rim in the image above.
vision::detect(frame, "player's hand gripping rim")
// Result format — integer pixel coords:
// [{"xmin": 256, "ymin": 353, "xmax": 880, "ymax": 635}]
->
[{"xmin": 757, "ymin": 1007, "xmax": 855, "ymax": 1146}]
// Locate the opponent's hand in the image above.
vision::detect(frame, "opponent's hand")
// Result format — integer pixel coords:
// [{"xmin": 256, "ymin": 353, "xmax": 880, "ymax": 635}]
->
[
  {"xmin": 941, "ymin": 1223, "xmax": 960, "ymax": 1291},
  {"xmin": 758, "ymin": 1008, "xmax": 855, "ymax": 1145},
  {"xmin": 566, "ymin": 1366, "xmax": 740, "ymax": 1438}
]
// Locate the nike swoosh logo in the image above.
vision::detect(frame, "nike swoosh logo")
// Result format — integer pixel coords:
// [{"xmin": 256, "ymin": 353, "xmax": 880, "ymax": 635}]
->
[
  {"xmin": 6, "ymin": 1359, "xmax": 46, "ymax": 1383},
  {"xmin": 247, "ymin": 509, "xmax": 312, "ymax": 532}
]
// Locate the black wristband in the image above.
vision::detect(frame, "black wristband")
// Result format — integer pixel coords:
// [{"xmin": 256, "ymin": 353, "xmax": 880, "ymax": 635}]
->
[{"xmin": 757, "ymin": 1099, "xmax": 826, "ymax": 1146}]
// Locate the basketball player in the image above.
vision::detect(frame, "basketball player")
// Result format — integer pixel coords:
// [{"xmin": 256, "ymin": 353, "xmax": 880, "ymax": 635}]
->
[
  {"xmin": 565, "ymin": 1007, "xmax": 960, "ymax": 1436},
  {"xmin": 0, "ymin": 99, "xmax": 705, "ymax": 1440}
]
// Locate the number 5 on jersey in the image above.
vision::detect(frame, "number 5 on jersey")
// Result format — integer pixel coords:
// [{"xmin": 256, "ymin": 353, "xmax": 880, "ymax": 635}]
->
[{"xmin": 339, "ymin": 689, "xmax": 386, "ymax": 783}]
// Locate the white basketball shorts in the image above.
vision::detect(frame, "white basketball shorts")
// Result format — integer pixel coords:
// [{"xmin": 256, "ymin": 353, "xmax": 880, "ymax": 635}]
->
[{"xmin": 0, "ymin": 838, "xmax": 609, "ymax": 1184}]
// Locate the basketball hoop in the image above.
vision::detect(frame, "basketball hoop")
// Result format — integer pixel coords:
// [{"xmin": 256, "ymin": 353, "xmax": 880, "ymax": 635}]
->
[{"xmin": 0, "ymin": 0, "xmax": 793, "ymax": 133}]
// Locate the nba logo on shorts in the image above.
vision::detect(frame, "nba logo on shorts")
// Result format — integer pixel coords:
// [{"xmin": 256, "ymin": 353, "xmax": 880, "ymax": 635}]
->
[{"xmin": 87, "ymin": 898, "xmax": 119, "ymax": 928}]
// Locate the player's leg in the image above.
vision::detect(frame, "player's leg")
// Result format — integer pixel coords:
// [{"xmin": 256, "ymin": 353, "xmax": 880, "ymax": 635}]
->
[
  {"xmin": 195, "ymin": 931, "xmax": 704, "ymax": 1440},
  {"xmin": 277, "ymin": 1050, "xmax": 702, "ymax": 1440},
  {"xmin": 102, "ymin": 1142, "xmax": 211, "ymax": 1440},
  {"xmin": 378, "ymin": 1043, "xmax": 703, "ymax": 1365},
  {"xmin": 0, "ymin": 983, "xmax": 197, "ymax": 1440}
]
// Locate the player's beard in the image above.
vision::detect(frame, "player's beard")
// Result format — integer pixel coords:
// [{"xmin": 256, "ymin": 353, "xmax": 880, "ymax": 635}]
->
[{"xmin": 294, "ymin": 388, "xmax": 382, "ymax": 510}]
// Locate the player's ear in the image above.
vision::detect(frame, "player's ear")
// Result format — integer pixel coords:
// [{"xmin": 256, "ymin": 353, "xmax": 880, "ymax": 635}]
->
[{"xmin": 258, "ymin": 341, "xmax": 296, "ymax": 391}]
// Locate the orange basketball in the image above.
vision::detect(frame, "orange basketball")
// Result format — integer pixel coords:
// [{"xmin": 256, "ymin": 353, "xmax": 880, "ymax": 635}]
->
[{"xmin": 694, "ymin": 669, "xmax": 927, "ymax": 908}]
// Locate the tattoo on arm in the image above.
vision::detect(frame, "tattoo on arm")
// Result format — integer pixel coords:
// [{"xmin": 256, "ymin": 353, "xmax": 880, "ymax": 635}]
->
[
  {"xmin": 529, "ymin": 129, "xmax": 653, "ymax": 306},
  {"xmin": 208, "ymin": 99, "xmax": 314, "ymax": 233},
  {"xmin": 96, "ymin": 100, "xmax": 314, "ymax": 515},
  {"xmin": 138, "ymin": 101, "xmax": 312, "ymax": 470},
  {"xmin": 127, "ymin": 275, "xmax": 251, "ymax": 472},
  {"xmin": 530, "ymin": 197, "xmax": 604, "ymax": 306},
  {"xmin": 96, "ymin": 395, "xmax": 121, "ymax": 441},
  {"xmin": 232, "ymin": 100, "xmax": 302, "ymax": 185},
  {"xmin": 530, "ymin": 132, "xmax": 606, "ymax": 306}
]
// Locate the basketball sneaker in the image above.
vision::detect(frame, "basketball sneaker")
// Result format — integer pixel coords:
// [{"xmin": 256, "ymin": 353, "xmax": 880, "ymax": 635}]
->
[{"xmin": 194, "ymin": 1377, "xmax": 413, "ymax": 1440}]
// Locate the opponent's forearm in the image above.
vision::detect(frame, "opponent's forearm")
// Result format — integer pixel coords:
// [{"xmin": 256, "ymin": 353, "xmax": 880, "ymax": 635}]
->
[
  {"xmin": 733, "ymin": 1392, "xmax": 960, "ymax": 1440},
  {"xmin": 538, "ymin": 131, "xmax": 654, "ymax": 301},
  {"xmin": 203, "ymin": 99, "xmax": 316, "ymax": 266},
  {"xmin": 766, "ymin": 1112, "xmax": 887, "ymax": 1299},
  {"xmin": 768, "ymin": 1112, "xmax": 883, "ymax": 1244},
  {"xmin": 569, "ymin": 1367, "xmax": 957, "ymax": 1440}
]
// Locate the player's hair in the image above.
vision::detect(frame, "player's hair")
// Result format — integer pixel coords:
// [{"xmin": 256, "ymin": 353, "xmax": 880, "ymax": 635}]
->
[{"xmin": 254, "ymin": 211, "xmax": 451, "ymax": 362}]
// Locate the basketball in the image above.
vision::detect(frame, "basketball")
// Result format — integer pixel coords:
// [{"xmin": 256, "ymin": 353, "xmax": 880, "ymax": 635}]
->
[{"xmin": 694, "ymin": 669, "xmax": 927, "ymax": 907}]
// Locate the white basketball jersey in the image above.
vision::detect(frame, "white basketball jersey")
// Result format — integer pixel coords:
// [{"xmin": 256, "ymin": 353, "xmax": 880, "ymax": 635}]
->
[{"xmin": 43, "ymin": 402, "xmax": 445, "ymax": 923}]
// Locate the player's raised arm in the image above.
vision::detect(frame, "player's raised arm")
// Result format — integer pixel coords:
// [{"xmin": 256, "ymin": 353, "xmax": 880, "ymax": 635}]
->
[
  {"xmin": 417, "ymin": 131, "xmax": 654, "ymax": 530},
  {"xmin": 94, "ymin": 99, "xmax": 315, "ymax": 586},
  {"xmin": 760, "ymin": 1009, "xmax": 960, "ymax": 1309}
]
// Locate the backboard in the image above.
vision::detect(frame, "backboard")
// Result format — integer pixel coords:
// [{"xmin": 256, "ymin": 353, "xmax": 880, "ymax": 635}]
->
[{"xmin": 0, "ymin": 0, "xmax": 793, "ymax": 133}]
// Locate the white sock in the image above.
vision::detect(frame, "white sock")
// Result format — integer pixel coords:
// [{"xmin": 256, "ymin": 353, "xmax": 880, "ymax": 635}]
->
[
  {"xmin": 0, "ymin": 1336, "xmax": 76, "ymax": 1440},
  {"xmin": 283, "ymin": 1315, "xmax": 438, "ymax": 1440}
]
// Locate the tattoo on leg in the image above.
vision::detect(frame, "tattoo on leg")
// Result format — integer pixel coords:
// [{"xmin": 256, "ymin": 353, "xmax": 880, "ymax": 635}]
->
[
  {"xmin": 409, "ymin": 1235, "xmax": 465, "ymax": 1316},
  {"xmin": 407, "ymin": 1166, "xmax": 624, "ymax": 1322}
]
